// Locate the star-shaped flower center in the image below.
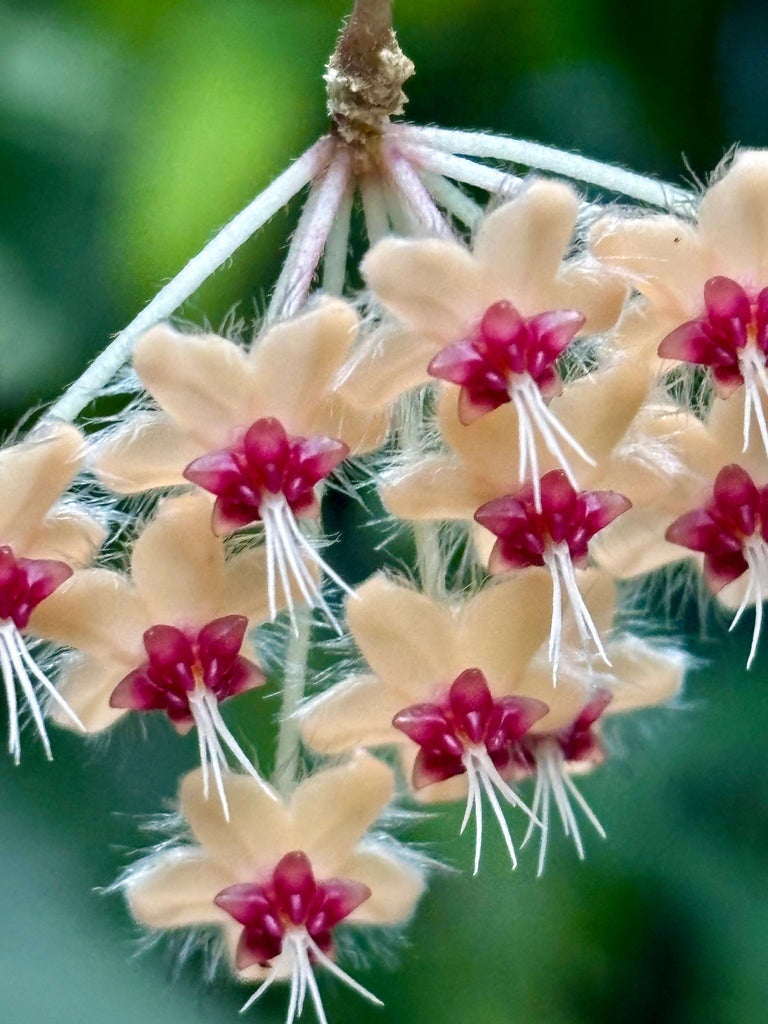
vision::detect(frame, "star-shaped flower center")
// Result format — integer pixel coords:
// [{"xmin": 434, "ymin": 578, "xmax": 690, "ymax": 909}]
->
[
  {"xmin": 428, "ymin": 299, "xmax": 585, "ymax": 423},
  {"xmin": 659, "ymin": 276, "xmax": 768, "ymax": 454},
  {"xmin": 184, "ymin": 417, "xmax": 352, "ymax": 632},
  {"xmin": 111, "ymin": 617, "xmax": 265, "ymax": 814},
  {"xmin": 393, "ymin": 668, "xmax": 547, "ymax": 873},
  {"xmin": 0, "ymin": 545, "xmax": 80, "ymax": 763},
  {"xmin": 475, "ymin": 471, "xmax": 631, "ymax": 676},
  {"xmin": 216, "ymin": 851, "xmax": 380, "ymax": 1021},
  {"xmin": 666, "ymin": 463, "xmax": 768, "ymax": 667}
]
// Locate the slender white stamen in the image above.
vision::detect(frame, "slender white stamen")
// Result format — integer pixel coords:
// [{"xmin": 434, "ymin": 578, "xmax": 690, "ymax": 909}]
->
[
  {"xmin": 521, "ymin": 739, "xmax": 605, "ymax": 875},
  {"xmin": 417, "ymin": 169, "xmax": 484, "ymax": 232},
  {"xmin": 512, "ymin": 376, "xmax": 595, "ymax": 504},
  {"xmin": 188, "ymin": 686, "xmax": 265, "ymax": 820},
  {"xmin": 47, "ymin": 137, "xmax": 335, "ymax": 423},
  {"xmin": 459, "ymin": 747, "xmax": 540, "ymax": 874},
  {"xmin": 543, "ymin": 542, "xmax": 610, "ymax": 679},
  {"xmin": 511, "ymin": 388, "xmax": 541, "ymax": 509},
  {"xmin": 397, "ymin": 125, "xmax": 693, "ymax": 210},
  {"xmin": 0, "ymin": 621, "xmax": 84, "ymax": 763},
  {"xmin": 360, "ymin": 172, "xmax": 391, "ymax": 244},
  {"xmin": 239, "ymin": 929, "xmax": 382, "ymax": 1022},
  {"xmin": 383, "ymin": 144, "xmax": 453, "ymax": 236},
  {"xmin": 729, "ymin": 540, "xmax": 768, "ymax": 670},
  {"xmin": 266, "ymin": 148, "xmax": 353, "ymax": 324},
  {"xmin": 260, "ymin": 497, "xmax": 353, "ymax": 636},
  {"xmin": 739, "ymin": 345, "xmax": 768, "ymax": 459}
]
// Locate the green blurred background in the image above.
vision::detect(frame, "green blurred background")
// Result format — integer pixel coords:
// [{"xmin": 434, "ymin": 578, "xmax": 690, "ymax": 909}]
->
[{"xmin": 2, "ymin": 0, "xmax": 768, "ymax": 1021}]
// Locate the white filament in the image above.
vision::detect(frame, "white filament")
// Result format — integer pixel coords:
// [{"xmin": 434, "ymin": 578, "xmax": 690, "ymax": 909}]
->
[
  {"xmin": 739, "ymin": 344, "xmax": 768, "ymax": 459},
  {"xmin": 0, "ymin": 621, "xmax": 84, "ymax": 763},
  {"xmin": 728, "ymin": 539, "xmax": 768, "ymax": 670},
  {"xmin": 510, "ymin": 374, "xmax": 595, "ymax": 511},
  {"xmin": 543, "ymin": 542, "xmax": 611, "ymax": 680},
  {"xmin": 261, "ymin": 496, "xmax": 354, "ymax": 636},
  {"xmin": 188, "ymin": 685, "xmax": 264, "ymax": 821},
  {"xmin": 521, "ymin": 738, "xmax": 606, "ymax": 876},
  {"xmin": 460, "ymin": 745, "xmax": 540, "ymax": 875},
  {"xmin": 239, "ymin": 929, "xmax": 382, "ymax": 1023}
]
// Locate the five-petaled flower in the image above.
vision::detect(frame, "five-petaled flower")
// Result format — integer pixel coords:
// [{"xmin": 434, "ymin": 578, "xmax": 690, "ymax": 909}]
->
[
  {"xmin": 94, "ymin": 299, "xmax": 387, "ymax": 629},
  {"xmin": 0, "ymin": 424, "xmax": 103, "ymax": 762},
  {"xmin": 33, "ymin": 494, "xmax": 273, "ymax": 814},
  {"xmin": 123, "ymin": 751, "xmax": 424, "ymax": 1022}
]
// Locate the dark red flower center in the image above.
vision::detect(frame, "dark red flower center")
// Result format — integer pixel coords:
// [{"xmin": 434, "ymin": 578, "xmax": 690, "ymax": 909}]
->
[
  {"xmin": 392, "ymin": 667, "xmax": 548, "ymax": 788},
  {"xmin": 427, "ymin": 300, "xmax": 585, "ymax": 424},
  {"xmin": 215, "ymin": 850, "xmax": 370, "ymax": 969},
  {"xmin": 109, "ymin": 615, "xmax": 264, "ymax": 729},
  {"xmin": 665, "ymin": 463, "xmax": 768, "ymax": 593},
  {"xmin": 474, "ymin": 469, "xmax": 631, "ymax": 573},
  {"xmin": 658, "ymin": 276, "xmax": 768, "ymax": 397},
  {"xmin": 0, "ymin": 545, "xmax": 72, "ymax": 631},
  {"xmin": 183, "ymin": 417, "xmax": 349, "ymax": 535},
  {"xmin": 519, "ymin": 689, "xmax": 612, "ymax": 772}
]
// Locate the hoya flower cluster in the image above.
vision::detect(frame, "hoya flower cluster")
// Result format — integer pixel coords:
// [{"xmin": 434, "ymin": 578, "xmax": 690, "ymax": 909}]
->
[{"xmin": 3, "ymin": 1, "xmax": 766, "ymax": 1020}]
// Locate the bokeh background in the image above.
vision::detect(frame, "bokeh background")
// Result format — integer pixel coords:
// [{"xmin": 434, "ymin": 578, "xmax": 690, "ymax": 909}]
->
[{"xmin": 2, "ymin": 0, "xmax": 768, "ymax": 1021}]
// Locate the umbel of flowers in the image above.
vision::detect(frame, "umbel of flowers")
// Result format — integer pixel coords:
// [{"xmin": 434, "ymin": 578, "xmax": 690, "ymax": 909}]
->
[{"xmin": 5, "ymin": 0, "xmax": 768, "ymax": 1020}]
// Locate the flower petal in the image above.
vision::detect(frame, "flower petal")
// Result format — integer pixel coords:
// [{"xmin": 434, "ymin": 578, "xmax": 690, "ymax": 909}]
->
[
  {"xmin": 25, "ymin": 509, "xmax": 105, "ymax": 566},
  {"xmin": 458, "ymin": 571, "xmax": 554, "ymax": 685},
  {"xmin": 126, "ymin": 847, "xmax": 231, "ymax": 928},
  {"xmin": 343, "ymin": 848, "xmax": 424, "ymax": 925},
  {"xmin": 51, "ymin": 653, "xmax": 127, "ymax": 731},
  {"xmin": 363, "ymin": 237, "xmax": 484, "ymax": 342},
  {"xmin": 181, "ymin": 769, "xmax": 291, "ymax": 877},
  {"xmin": 382, "ymin": 456, "xmax": 491, "ymax": 522},
  {"xmin": 93, "ymin": 413, "xmax": 202, "ymax": 493},
  {"xmin": 0, "ymin": 424, "xmax": 85, "ymax": 550},
  {"xmin": 605, "ymin": 637, "xmax": 684, "ymax": 713},
  {"xmin": 289, "ymin": 751, "xmax": 394, "ymax": 872},
  {"xmin": 300, "ymin": 675, "xmax": 404, "ymax": 755},
  {"xmin": 30, "ymin": 569, "xmax": 147, "ymax": 662},
  {"xmin": 590, "ymin": 213, "xmax": 707, "ymax": 316},
  {"xmin": 473, "ymin": 180, "xmax": 579, "ymax": 307},
  {"xmin": 250, "ymin": 298, "xmax": 359, "ymax": 434},
  {"xmin": 131, "ymin": 494, "xmax": 226, "ymax": 624},
  {"xmin": 698, "ymin": 151, "xmax": 768, "ymax": 283},
  {"xmin": 346, "ymin": 576, "xmax": 458, "ymax": 697},
  {"xmin": 133, "ymin": 326, "xmax": 255, "ymax": 448},
  {"xmin": 339, "ymin": 325, "xmax": 437, "ymax": 409}
]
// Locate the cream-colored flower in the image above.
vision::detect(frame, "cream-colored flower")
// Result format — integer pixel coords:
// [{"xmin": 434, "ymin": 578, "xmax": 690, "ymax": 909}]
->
[
  {"xmin": 592, "ymin": 150, "xmax": 768, "ymax": 454},
  {"xmin": 300, "ymin": 571, "xmax": 681, "ymax": 873},
  {"xmin": 94, "ymin": 299, "xmax": 388, "ymax": 629},
  {"xmin": 124, "ymin": 752, "xmax": 424, "ymax": 1021},
  {"xmin": 0, "ymin": 423, "xmax": 103, "ymax": 761},
  {"xmin": 348, "ymin": 178, "xmax": 626, "ymax": 408},
  {"xmin": 34, "ymin": 493, "xmax": 273, "ymax": 812},
  {"xmin": 344, "ymin": 179, "xmax": 626, "ymax": 493},
  {"xmin": 380, "ymin": 360, "xmax": 663, "ymax": 670}
]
